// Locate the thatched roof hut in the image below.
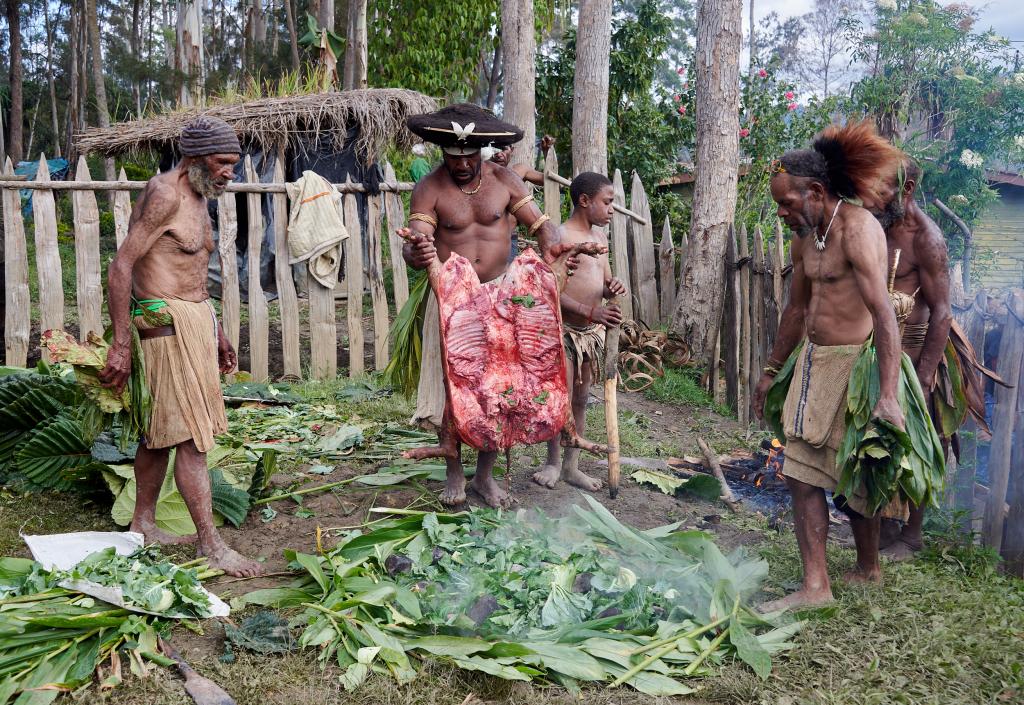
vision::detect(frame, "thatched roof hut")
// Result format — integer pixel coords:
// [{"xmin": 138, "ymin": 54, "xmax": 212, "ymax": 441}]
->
[{"xmin": 76, "ymin": 88, "xmax": 437, "ymax": 163}]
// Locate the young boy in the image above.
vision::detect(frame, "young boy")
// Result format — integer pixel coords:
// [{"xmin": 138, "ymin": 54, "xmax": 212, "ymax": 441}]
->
[{"xmin": 532, "ymin": 171, "xmax": 627, "ymax": 491}]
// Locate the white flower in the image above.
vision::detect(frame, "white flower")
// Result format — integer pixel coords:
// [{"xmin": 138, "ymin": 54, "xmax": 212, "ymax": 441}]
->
[
  {"xmin": 1014, "ymin": 73, "xmax": 1024, "ymax": 86},
  {"xmin": 1014, "ymin": 135, "xmax": 1024, "ymax": 151},
  {"xmin": 950, "ymin": 194, "xmax": 969, "ymax": 205},
  {"xmin": 877, "ymin": 0, "xmax": 896, "ymax": 10},
  {"xmin": 959, "ymin": 149, "xmax": 983, "ymax": 169}
]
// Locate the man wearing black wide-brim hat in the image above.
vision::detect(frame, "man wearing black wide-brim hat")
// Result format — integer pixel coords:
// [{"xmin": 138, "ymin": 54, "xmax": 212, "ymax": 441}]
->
[{"xmin": 398, "ymin": 103, "xmax": 563, "ymax": 509}]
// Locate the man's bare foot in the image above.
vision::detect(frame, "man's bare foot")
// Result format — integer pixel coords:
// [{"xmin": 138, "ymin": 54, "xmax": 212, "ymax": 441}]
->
[
  {"xmin": 531, "ymin": 464, "xmax": 561, "ymax": 489},
  {"xmin": 470, "ymin": 473, "xmax": 514, "ymax": 508},
  {"xmin": 439, "ymin": 474, "xmax": 467, "ymax": 506},
  {"xmin": 758, "ymin": 588, "xmax": 834, "ymax": 614},
  {"xmin": 198, "ymin": 543, "xmax": 263, "ymax": 578},
  {"xmin": 131, "ymin": 519, "xmax": 197, "ymax": 546},
  {"xmin": 880, "ymin": 537, "xmax": 921, "ymax": 562},
  {"xmin": 842, "ymin": 566, "xmax": 882, "ymax": 585},
  {"xmin": 563, "ymin": 465, "xmax": 603, "ymax": 492}
]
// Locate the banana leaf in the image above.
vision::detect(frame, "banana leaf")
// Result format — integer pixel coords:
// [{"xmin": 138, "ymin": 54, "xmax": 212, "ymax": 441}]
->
[{"xmin": 383, "ymin": 272, "xmax": 429, "ymax": 397}]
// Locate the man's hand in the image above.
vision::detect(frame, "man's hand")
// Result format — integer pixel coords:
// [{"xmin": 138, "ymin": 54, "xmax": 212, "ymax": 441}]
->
[
  {"xmin": 398, "ymin": 228, "xmax": 436, "ymax": 269},
  {"xmin": 604, "ymin": 277, "xmax": 627, "ymax": 298},
  {"xmin": 872, "ymin": 394, "xmax": 906, "ymax": 432},
  {"xmin": 540, "ymin": 135, "xmax": 555, "ymax": 154},
  {"xmin": 218, "ymin": 332, "xmax": 237, "ymax": 375},
  {"xmin": 753, "ymin": 373, "xmax": 774, "ymax": 420},
  {"xmin": 592, "ymin": 303, "xmax": 623, "ymax": 328},
  {"xmin": 99, "ymin": 342, "xmax": 132, "ymax": 392}
]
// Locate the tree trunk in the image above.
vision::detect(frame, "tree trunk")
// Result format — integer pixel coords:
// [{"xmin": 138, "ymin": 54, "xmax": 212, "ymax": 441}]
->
[
  {"xmin": 176, "ymin": 1, "xmax": 205, "ymax": 106},
  {"xmin": 271, "ymin": 0, "xmax": 280, "ymax": 58},
  {"xmin": 343, "ymin": 0, "xmax": 367, "ymax": 89},
  {"xmin": 6, "ymin": 0, "xmax": 24, "ymax": 163},
  {"xmin": 318, "ymin": 0, "xmax": 334, "ymax": 32},
  {"xmin": 131, "ymin": 0, "xmax": 143, "ymax": 116},
  {"xmin": 486, "ymin": 40, "xmax": 502, "ymax": 110},
  {"xmin": 65, "ymin": 0, "xmax": 80, "ymax": 160},
  {"xmin": 284, "ymin": 0, "xmax": 300, "ymax": 70},
  {"xmin": 571, "ymin": 0, "xmax": 611, "ymax": 175},
  {"xmin": 502, "ymin": 0, "xmax": 537, "ymax": 170},
  {"xmin": 86, "ymin": 0, "xmax": 116, "ymax": 185},
  {"xmin": 44, "ymin": 0, "xmax": 62, "ymax": 156},
  {"xmin": 670, "ymin": 0, "xmax": 742, "ymax": 365},
  {"xmin": 748, "ymin": 0, "xmax": 755, "ymax": 70}
]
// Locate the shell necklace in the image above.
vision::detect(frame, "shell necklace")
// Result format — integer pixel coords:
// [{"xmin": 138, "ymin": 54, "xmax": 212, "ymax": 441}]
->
[
  {"xmin": 459, "ymin": 171, "xmax": 484, "ymax": 196},
  {"xmin": 816, "ymin": 200, "xmax": 842, "ymax": 251}
]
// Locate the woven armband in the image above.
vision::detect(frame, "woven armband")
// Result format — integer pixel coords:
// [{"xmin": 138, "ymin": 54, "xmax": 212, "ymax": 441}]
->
[
  {"xmin": 409, "ymin": 212, "xmax": 438, "ymax": 228},
  {"xmin": 509, "ymin": 194, "xmax": 534, "ymax": 215},
  {"xmin": 527, "ymin": 214, "xmax": 551, "ymax": 237}
]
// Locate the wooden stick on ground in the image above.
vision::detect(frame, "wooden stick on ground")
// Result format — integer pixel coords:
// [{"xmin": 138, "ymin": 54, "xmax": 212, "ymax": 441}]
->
[
  {"xmin": 697, "ymin": 437, "xmax": 740, "ymax": 511},
  {"xmin": 604, "ymin": 317, "xmax": 622, "ymax": 498}
]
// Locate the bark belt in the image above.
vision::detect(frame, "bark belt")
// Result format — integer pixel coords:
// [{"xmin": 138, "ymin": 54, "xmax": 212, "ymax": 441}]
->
[{"xmin": 138, "ymin": 325, "xmax": 176, "ymax": 340}]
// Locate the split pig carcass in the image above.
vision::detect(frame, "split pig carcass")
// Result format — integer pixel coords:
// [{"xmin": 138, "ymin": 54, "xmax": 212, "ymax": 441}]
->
[{"xmin": 402, "ymin": 239, "xmax": 608, "ymax": 458}]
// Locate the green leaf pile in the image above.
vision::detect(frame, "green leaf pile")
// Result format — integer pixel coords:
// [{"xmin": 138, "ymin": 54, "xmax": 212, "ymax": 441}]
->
[
  {"xmin": 836, "ymin": 345, "xmax": 945, "ymax": 513},
  {"xmin": 239, "ymin": 497, "xmax": 801, "ymax": 694},
  {"xmin": 0, "ymin": 551, "xmax": 219, "ymax": 703}
]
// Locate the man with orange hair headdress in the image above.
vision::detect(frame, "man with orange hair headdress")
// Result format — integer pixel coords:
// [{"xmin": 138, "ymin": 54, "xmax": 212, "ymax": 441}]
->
[{"xmin": 753, "ymin": 121, "xmax": 944, "ymax": 611}]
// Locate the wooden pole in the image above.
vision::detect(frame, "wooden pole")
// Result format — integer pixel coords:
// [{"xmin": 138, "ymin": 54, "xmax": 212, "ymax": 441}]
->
[
  {"xmin": 244, "ymin": 156, "xmax": 269, "ymax": 382},
  {"xmin": 71, "ymin": 157, "xmax": 102, "ymax": 339},
  {"xmin": 32, "ymin": 156, "xmax": 63, "ymax": 338},
  {"xmin": 544, "ymin": 147, "xmax": 561, "ymax": 226},
  {"xmin": 382, "ymin": 163, "xmax": 409, "ymax": 312},
  {"xmin": 112, "ymin": 167, "xmax": 132, "ymax": 249},
  {"xmin": 749, "ymin": 226, "xmax": 766, "ymax": 427},
  {"xmin": 954, "ymin": 289, "xmax": 987, "ymax": 530},
  {"xmin": 698, "ymin": 437, "xmax": 739, "ymax": 511},
  {"xmin": 738, "ymin": 223, "xmax": 750, "ymax": 426},
  {"xmin": 604, "ymin": 309, "xmax": 621, "ymax": 499},
  {"xmin": 367, "ymin": 193, "xmax": 390, "ymax": 370},
  {"xmin": 272, "ymin": 157, "xmax": 300, "ymax": 379},
  {"xmin": 983, "ymin": 289, "xmax": 1024, "ymax": 552},
  {"xmin": 723, "ymin": 225, "xmax": 739, "ymax": 411},
  {"xmin": 610, "ymin": 170, "xmax": 633, "ymax": 321},
  {"xmin": 658, "ymin": 219, "xmax": 676, "ymax": 325},
  {"xmin": 1004, "ymin": 364, "xmax": 1024, "ymax": 576},
  {"xmin": 217, "ymin": 191, "xmax": 241, "ymax": 384},
  {"xmin": 2, "ymin": 158, "xmax": 30, "ymax": 366},
  {"xmin": 629, "ymin": 171, "xmax": 658, "ymax": 325},
  {"xmin": 343, "ymin": 183, "xmax": 365, "ymax": 376}
]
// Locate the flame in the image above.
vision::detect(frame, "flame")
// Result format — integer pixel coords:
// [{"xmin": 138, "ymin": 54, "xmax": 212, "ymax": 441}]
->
[{"xmin": 755, "ymin": 475, "xmax": 765, "ymax": 488}]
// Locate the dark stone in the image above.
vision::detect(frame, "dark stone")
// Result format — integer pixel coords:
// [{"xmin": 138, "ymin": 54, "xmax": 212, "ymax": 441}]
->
[
  {"xmin": 466, "ymin": 595, "xmax": 499, "ymax": 625},
  {"xmin": 431, "ymin": 546, "xmax": 447, "ymax": 565},
  {"xmin": 572, "ymin": 572, "xmax": 594, "ymax": 593},
  {"xmin": 384, "ymin": 554, "xmax": 413, "ymax": 576}
]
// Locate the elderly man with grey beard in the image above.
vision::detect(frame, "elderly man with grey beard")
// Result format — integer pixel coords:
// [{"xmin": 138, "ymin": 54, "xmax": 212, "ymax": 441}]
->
[{"xmin": 98, "ymin": 116, "xmax": 263, "ymax": 578}]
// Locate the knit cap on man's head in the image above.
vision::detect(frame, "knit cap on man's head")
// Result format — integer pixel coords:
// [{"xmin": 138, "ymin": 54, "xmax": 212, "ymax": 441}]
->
[{"xmin": 179, "ymin": 116, "xmax": 242, "ymax": 157}]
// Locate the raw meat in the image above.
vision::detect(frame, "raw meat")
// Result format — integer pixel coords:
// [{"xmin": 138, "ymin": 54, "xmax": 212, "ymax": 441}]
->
[{"xmin": 405, "ymin": 242, "xmax": 607, "ymax": 454}]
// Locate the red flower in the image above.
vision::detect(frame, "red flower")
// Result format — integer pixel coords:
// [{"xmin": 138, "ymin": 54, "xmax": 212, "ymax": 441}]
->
[
  {"xmin": 758, "ymin": 68, "xmax": 768, "ymax": 78},
  {"xmin": 677, "ymin": 105, "xmax": 687, "ymax": 115},
  {"xmin": 677, "ymin": 66, "xmax": 685, "ymax": 75},
  {"xmin": 739, "ymin": 128, "xmax": 750, "ymax": 138},
  {"xmin": 787, "ymin": 102, "xmax": 798, "ymax": 111},
  {"xmin": 784, "ymin": 90, "xmax": 795, "ymax": 100},
  {"xmin": 683, "ymin": 82, "xmax": 689, "ymax": 89},
  {"xmin": 673, "ymin": 94, "xmax": 681, "ymax": 102}
]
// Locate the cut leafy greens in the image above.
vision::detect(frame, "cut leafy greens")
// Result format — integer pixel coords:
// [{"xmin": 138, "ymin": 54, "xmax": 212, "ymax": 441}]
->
[{"xmin": 242, "ymin": 497, "xmax": 800, "ymax": 694}]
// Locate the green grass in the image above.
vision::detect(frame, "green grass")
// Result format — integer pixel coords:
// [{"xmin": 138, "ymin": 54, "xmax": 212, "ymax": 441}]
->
[{"xmin": 646, "ymin": 367, "xmax": 733, "ymax": 417}]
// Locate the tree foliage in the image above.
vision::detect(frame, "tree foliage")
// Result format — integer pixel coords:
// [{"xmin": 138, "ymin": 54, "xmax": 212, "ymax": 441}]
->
[{"xmin": 846, "ymin": 0, "xmax": 1024, "ymax": 254}]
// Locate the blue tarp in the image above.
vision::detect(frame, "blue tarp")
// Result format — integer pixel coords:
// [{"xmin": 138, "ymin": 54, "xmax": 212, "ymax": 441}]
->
[{"xmin": 16, "ymin": 158, "xmax": 70, "ymax": 216}]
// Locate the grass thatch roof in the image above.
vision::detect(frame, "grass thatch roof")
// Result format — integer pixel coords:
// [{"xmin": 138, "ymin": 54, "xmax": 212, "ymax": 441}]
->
[{"xmin": 76, "ymin": 89, "xmax": 438, "ymax": 161}]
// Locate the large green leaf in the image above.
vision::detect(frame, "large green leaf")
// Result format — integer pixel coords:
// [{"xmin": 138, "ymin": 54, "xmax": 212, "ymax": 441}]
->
[
  {"xmin": 111, "ymin": 467, "xmax": 200, "ymax": 536},
  {"xmin": 210, "ymin": 469, "xmax": 251, "ymax": 527},
  {"xmin": 730, "ymin": 617, "xmax": 771, "ymax": 679},
  {"xmin": 15, "ymin": 414, "xmax": 93, "ymax": 490}
]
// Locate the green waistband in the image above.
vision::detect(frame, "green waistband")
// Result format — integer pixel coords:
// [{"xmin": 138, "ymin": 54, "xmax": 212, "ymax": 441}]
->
[{"xmin": 131, "ymin": 298, "xmax": 168, "ymax": 317}]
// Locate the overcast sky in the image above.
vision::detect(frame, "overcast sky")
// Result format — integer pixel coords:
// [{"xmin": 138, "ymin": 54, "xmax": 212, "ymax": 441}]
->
[{"xmin": 743, "ymin": 0, "xmax": 1024, "ymax": 46}]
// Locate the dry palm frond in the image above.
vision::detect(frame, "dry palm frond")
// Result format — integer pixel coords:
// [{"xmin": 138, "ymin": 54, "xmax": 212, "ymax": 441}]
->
[
  {"xmin": 617, "ymin": 321, "xmax": 692, "ymax": 392},
  {"xmin": 76, "ymin": 89, "xmax": 438, "ymax": 164}
]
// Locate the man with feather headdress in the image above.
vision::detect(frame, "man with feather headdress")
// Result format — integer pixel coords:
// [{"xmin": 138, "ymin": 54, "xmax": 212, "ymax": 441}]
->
[{"xmin": 754, "ymin": 121, "xmax": 944, "ymax": 611}]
